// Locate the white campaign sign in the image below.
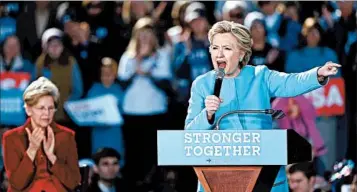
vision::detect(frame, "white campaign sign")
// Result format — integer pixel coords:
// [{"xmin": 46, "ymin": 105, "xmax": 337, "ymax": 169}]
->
[{"xmin": 64, "ymin": 94, "xmax": 123, "ymax": 126}]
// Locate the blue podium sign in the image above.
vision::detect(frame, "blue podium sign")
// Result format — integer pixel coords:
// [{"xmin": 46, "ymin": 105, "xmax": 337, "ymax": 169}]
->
[{"xmin": 157, "ymin": 130, "xmax": 289, "ymax": 166}]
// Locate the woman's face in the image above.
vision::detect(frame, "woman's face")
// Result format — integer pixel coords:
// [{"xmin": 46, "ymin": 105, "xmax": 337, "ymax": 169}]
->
[
  {"xmin": 210, "ymin": 33, "xmax": 245, "ymax": 76},
  {"xmin": 189, "ymin": 17, "xmax": 208, "ymax": 35},
  {"xmin": 137, "ymin": 29, "xmax": 156, "ymax": 56},
  {"xmin": 250, "ymin": 21, "xmax": 265, "ymax": 41},
  {"xmin": 4, "ymin": 36, "xmax": 20, "ymax": 59},
  {"xmin": 47, "ymin": 39, "xmax": 64, "ymax": 59},
  {"xmin": 306, "ymin": 27, "xmax": 320, "ymax": 47},
  {"xmin": 101, "ymin": 66, "xmax": 116, "ymax": 87},
  {"xmin": 226, "ymin": 8, "xmax": 245, "ymax": 25},
  {"xmin": 26, "ymin": 95, "xmax": 56, "ymax": 129}
]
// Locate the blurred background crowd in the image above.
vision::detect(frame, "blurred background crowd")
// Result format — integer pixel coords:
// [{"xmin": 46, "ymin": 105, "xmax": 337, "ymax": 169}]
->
[{"xmin": 0, "ymin": 1, "xmax": 356, "ymax": 192}]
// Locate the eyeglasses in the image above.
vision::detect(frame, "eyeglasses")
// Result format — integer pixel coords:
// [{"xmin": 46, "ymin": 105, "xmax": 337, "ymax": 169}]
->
[{"xmin": 33, "ymin": 106, "xmax": 57, "ymax": 114}]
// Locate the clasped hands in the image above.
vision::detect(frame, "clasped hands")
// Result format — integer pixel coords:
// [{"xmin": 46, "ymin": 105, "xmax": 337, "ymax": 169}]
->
[{"xmin": 25, "ymin": 126, "xmax": 56, "ymax": 164}]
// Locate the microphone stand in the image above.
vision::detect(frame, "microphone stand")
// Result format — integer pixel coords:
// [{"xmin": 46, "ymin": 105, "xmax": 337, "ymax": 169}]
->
[{"xmin": 214, "ymin": 109, "xmax": 285, "ymax": 130}]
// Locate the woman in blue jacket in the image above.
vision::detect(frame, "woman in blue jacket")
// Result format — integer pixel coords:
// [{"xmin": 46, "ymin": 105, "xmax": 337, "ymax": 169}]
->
[
  {"xmin": 185, "ymin": 20, "xmax": 340, "ymax": 192},
  {"xmin": 87, "ymin": 57, "xmax": 125, "ymax": 168}
]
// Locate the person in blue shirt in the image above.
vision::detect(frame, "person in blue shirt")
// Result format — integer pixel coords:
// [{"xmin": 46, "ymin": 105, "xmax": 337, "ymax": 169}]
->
[
  {"xmin": 185, "ymin": 20, "xmax": 340, "ymax": 192},
  {"xmin": 87, "ymin": 57, "xmax": 125, "ymax": 169},
  {"xmin": 285, "ymin": 17, "xmax": 341, "ymax": 174},
  {"xmin": 0, "ymin": 35, "xmax": 34, "ymax": 75}
]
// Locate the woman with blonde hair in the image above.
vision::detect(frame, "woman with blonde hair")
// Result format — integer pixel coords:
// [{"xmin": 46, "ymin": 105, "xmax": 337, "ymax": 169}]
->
[
  {"xmin": 185, "ymin": 20, "xmax": 340, "ymax": 192},
  {"xmin": 2, "ymin": 76, "xmax": 81, "ymax": 191},
  {"xmin": 117, "ymin": 17, "xmax": 172, "ymax": 190},
  {"xmin": 86, "ymin": 57, "xmax": 125, "ymax": 168}
]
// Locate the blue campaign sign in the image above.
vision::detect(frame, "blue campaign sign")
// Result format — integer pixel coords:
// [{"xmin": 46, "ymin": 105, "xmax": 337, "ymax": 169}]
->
[
  {"xmin": 0, "ymin": 89, "xmax": 26, "ymax": 126},
  {"xmin": 157, "ymin": 130, "xmax": 288, "ymax": 166}
]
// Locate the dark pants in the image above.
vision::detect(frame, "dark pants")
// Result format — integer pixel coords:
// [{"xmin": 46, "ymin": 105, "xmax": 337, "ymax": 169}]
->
[{"xmin": 121, "ymin": 113, "xmax": 167, "ymax": 191}]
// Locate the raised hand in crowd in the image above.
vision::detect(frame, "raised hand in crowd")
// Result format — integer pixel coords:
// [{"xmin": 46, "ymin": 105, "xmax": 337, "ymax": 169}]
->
[
  {"xmin": 266, "ymin": 49, "xmax": 280, "ymax": 65},
  {"xmin": 321, "ymin": 5, "xmax": 334, "ymax": 28},
  {"xmin": 152, "ymin": 2, "xmax": 167, "ymax": 22}
]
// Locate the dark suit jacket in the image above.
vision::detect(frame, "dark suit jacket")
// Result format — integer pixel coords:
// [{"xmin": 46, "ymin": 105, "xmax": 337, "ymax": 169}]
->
[
  {"xmin": 86, "ymin": 177, "xmax": 128, "ymax": 192},
  {"xmin": 2, "ymin": 118, "xmax": 81, "ymax": 192},
  {"xmin": 16, "ymin": 7, "xmax": 58, "ymax": 62}
]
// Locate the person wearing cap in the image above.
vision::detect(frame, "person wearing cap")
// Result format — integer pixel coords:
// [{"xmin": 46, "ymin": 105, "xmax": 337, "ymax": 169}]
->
[
  {"xmin": 245, "ymin": 11, "xmax": 285, "ymax": 72},
  {"xmin": 86, "ymin": 57, "xmax": 125, "ymax": 169},
  {"xmin": 34, "ymin": 28, "xmax": 83, "ymax": 126},
  {"xmin": 184, "ymin": 20, "xmax": 341, "ymax": 192},
  {"xmin": 171, "ymin": 2, "xmax": 212, "ymax": 129},
  {"xmin": 2, "ymin": 76, "xmax": 81, "ymax": 192},
  {"xmin": 221, "ymin": 1, "xmax": 248, "ymax": 25}
]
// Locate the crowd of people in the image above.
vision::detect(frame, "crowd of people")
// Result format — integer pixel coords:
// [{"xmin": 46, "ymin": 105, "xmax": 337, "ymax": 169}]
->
[{"xmin": 0, "ymin": 1, "xmax": 356, "ymax": 192}]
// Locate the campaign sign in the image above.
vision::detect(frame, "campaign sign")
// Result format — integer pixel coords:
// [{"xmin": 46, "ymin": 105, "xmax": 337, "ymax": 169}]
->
[
  {"xmin": 157, "ymin": 130, "xmax": 288, "ymax": 166},
  {"xmin": 0, "ymin": 72, "xmax": 30, "ymax": 126},
  {"xmin": 0, "ymin": 72, "xmax": 31, "ymax": 90},
  {"xmin": 64, "ymin": 94, "xmax": 123, "ymax": 127},
  {"xmin": 0, "ymin": 89, "xmax": 26, "ymax": 126},
  {"xmin": 304, "ymin": 78, "xmax": 345, "ymax": 116}
]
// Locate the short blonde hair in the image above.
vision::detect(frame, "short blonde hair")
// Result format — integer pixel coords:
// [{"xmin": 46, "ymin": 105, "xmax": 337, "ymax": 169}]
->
[
  {"xmin": 23, "ymin": 77, "xmax": 60, "ymax": 107},
  {"xmin": 101, "ymin": 57, "xmax": 118, "ymax": 74},
  {"xmin": 208, "ymin": 20, "xmax": 253, "ymax": 67},
  {"xmin": 125, "ymin": 17, "xmax": 159, "ymax": 58}
]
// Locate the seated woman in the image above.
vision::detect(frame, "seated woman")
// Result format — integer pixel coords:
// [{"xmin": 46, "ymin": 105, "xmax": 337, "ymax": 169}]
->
[{"xmin": 2, "ymin": 77, "xmax": 81, "ymax": 192}]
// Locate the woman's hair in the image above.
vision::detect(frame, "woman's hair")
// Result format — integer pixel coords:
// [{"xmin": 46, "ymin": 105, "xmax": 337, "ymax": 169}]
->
[
  {"xmin": 208, "ymin": 20, "xmax": 253, "ymax": 67},
  {"xmin": 171, "ymin": 1, "xmax": 190, "ymax": 27},
  {"xmin": 298, "ymin": 17, "xmax": 326, "ymax": 48},
  {"xmin": 125, "ymin": 17, "xmax": 159, "ymax": 58},
  {"xmin": 101, "ymin": 57, "xmax": 118, "ymax": 74},
  {"xmin": 23, "ymin": 76, "xmax": 60, "ymax": 108},
  {"xmin": 0, "ymin": 35, "xmax": 20, "ymax": 58}
]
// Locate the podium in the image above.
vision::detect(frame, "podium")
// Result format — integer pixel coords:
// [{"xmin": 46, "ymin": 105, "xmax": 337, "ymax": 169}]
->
[{"xmin": 157, "ymin": 129, "xmax": 312, "ymax": 192}]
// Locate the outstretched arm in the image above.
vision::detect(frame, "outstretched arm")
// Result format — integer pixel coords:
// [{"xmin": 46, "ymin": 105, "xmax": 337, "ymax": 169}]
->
[{"xmin": 265, "ymin": 62, "xmax": 340, "ymax": 98}]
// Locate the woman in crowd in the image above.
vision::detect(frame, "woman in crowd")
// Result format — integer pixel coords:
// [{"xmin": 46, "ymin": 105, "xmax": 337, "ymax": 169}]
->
[
  {"xmin": 2, "ymin": 76, "xmax": 81, "ymax": 192},
  {"xmin": 285, "ymin": 17, "xmax": 341, "ymax": 170},
  {"xmin": 117, "ymin": 17, "xmax": 172, "ymax": 191},
  {"xmin": 245, "ymin": 11, "xmax": 285, "ymax": 72},
  {"xmin": 34, "ymin": 28, "xmax": 83, "ymax": 125},
  {"xmin": 87, "ymin": 57, "xmax": 125, "ymax": 168},
  {"xmin": 0, "ymin": 35, "xmax": 33, "ymax": 75}
]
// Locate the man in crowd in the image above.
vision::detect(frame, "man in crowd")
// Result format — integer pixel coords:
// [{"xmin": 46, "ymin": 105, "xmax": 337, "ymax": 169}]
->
[
  {"xmin": 87, "ymin": 148, "xmax": 127, "ymax": 192},
  {"xmin": 287, "ymin": 162, "xmax": 317, "ymax": 192}
]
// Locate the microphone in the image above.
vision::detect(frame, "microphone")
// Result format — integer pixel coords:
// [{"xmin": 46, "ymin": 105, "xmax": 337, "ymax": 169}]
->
[
  {"xmin": 214, "ymin": 109, "xmax": 286, "ymax": 130},
  {"xmin": 209, "ymin": 67, "xmax": 225, "ymax": 124}
]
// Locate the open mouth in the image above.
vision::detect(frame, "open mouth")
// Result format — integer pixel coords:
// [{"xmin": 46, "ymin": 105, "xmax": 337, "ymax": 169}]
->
[{"xmin": 217, "ymin": 60, "xmax": 227, "ymax": 69}]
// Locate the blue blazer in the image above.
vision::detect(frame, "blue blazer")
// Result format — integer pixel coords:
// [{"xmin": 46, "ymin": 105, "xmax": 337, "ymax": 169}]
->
[{"xmin": 185, "ymin": 65, "xmax": 327, "ymax": 192}]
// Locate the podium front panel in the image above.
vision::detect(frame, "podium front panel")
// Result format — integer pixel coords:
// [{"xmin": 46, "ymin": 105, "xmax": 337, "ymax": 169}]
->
[{"xmin": 157, "ymin": 130, "xmax": 288, "ymax": 166}]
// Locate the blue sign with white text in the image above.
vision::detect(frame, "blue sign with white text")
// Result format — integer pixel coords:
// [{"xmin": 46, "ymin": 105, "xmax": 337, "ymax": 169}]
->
[
  {"xmin": 0, "ymin": 89, "xmax": 26, "ymax": 126},
  {"xmin": 157, "ymin": 130, "xmax": 288, "ymax": 166}
]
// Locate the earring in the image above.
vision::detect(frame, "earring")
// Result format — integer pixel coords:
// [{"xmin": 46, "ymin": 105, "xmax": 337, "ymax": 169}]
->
[{"xmin": 240, "ymin": 57, "xmax": 243, "ymax": 62}]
